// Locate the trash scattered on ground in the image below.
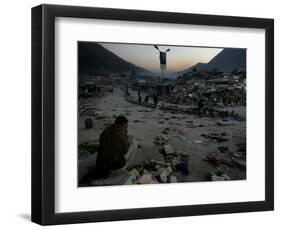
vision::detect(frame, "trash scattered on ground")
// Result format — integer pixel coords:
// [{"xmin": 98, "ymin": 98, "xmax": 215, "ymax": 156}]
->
[
  {"xmin": 204, "ymin": 147, "xmax": 246, "ymax": 172},
  {"xmin": 201, "ymin": 132, "xmax": 228, "ymax": 143},
  {"xmin": 95, "ymin": 115, "xmax": 109, "ymax": 120},
  {"xmin": 163, "ymin": 145, "xmax": 176, "ymax": 155},
  {"xmin": 159, "ymin": 127, "xmax": 187, "ymax": 142},
  {"xmin": 130, "ymin": 168, "xmax": 140, "ymax": 178},
  {"xmin": 79, "ymin": 71, "xmax": 246, "ymax": 186},
  {"xmin": 123, "ymin": 145, "xmax": 190, "ymax": 184},
  {"xmin": 193, "ymin": 140, "xmax": 204, "ymax": 144},
  {"xmin": 156, "ymin": 168, "xmax": 168, "ymax": 183},
  {"xmin": 204, "ymin": 153, "xmax": 221, "ymax": 167},
  {"xmin": 153, "ymin": 135, "xmax": 169, "ymax": 145},
  {"xmin": 79, "ymin": 142, "xmax": 99, "ymax": 161},
  {"xmin": 221, "ymin": 158, "xmax": 246, "ymax": 171},
  {"xmin": 186, "ymin": 120, "xmax": 204, "ymax": 128},
  {"xmin": 218, "ymin": 146, "xmax": 229, "ymax": 153},
  {"xmin": 150, "ymin": 159, "xmax": 170, "ymax": 167},
  {"xmin": 133, "ymin": 119, "xmax": 145, "ymax": 123},
  {"xmin": 205, "ymin": 171, "xmax": 231, "ymax": 181},
  {"xmin": 138, "ymin": 174, "xmax": 153, "ymax": 184},
  {"xmin": 216, "ymin": 121, "xmax": 235, "ymax": 126},
  {"xmin": 222, "ymin": 117, "xmax": 232, "ymax": 122},
  {"xmin": 169, "ymin": 175, "xmax": 178, "ymax": 183},
  {"xmin": 236, "ymin": 142, "xmax": 246, "ymax": 154}
]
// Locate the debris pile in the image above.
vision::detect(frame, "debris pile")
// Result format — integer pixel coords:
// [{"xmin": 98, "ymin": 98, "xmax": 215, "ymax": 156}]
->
[
  {"xmin": 161, "ymin": 127, "xmax": 187, "ymax": 141},
  {"xmin": 167, "ymin": 72, "xmax": 246, "ymax": 108},
  {"xmin": 206, "ymin": 171, "xmax": 231, "ymax": 181},
  {"xmin": 201, "ymin": 132, "xmax": 229, "ymax": 143},
  {"xmin": 153, "ymin": 135, "xmax": 169, "ymax": 145},
  {"xmin": 79, "ymin": 142, "xmax": 99, "ymax": 161},
  {"xmin": 126, "ymin": 151, "xmax": 189, "ymax": 184},
  {"xmin": 203, "ymin": 142, "xmax": 246, "ymax": 173}
]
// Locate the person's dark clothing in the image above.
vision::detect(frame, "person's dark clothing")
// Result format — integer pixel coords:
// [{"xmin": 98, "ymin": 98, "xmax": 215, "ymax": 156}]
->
[
  {"xmin": 198, "ymin": 99, "xmax": 204, "ymax": 110},
  {"xmin": 144, "ymin": 96, "xmax": 149, "ymax": 103},
  {"xmin": 95, "ymin": 124, "xmax": 129, "ymax": 177},
  {"xmin": 153, "ymin": 95, "xmax": 158, "ymax": 105},
  {"xmin": 138, "ymin": 96, "xmax": 142, "ymax": 104}
]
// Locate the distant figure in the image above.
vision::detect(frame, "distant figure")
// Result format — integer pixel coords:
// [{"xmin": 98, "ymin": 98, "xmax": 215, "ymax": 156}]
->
[
  {"xmin": 138, "ymin": 95, "xmax": 142, "ymax": 104},
  {"xmin": 95, "ymin": 116, "xmax": 138, "ymax": 178},
  {"xmin": 153, "ymin": 94, "xmax": 158, "ymax": 106},
  {"xmin": 125, "ymin": 83, "xmax": 130, "ymax": 96},
  {"xmin": 231, "ymin": 101, "xmax": 234, "ymax": 113},
  {"xmin": 84, "ymin": 118, "xmax": 94, "ymax": 129},
  {"xmin": 144, "ymin": 95, "xmax": 149, "ymax": 104},
  {"xmin": 198, "ymin": 99, "xmax": 205, "ymax": 113}
]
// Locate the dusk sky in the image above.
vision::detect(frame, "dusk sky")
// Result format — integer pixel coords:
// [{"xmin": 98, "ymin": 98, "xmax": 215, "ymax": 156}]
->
[{"xmin": 100, "ymin": 43, "xmax": 223, "ymax": 73}]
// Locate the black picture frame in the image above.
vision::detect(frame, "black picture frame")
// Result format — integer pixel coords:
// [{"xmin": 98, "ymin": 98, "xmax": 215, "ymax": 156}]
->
[{"xmin": 31, "ymin": 4, "xmax": 274, "ymax": 225}]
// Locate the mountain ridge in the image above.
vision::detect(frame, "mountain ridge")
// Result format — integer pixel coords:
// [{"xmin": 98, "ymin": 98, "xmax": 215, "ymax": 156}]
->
[
  {"xmin": 178, "ymin": 48, "xmax": 246, "ymax": 75},
  {"xmin": 78, "ymin": 42, "xmax": 152, "ymax": 76}
]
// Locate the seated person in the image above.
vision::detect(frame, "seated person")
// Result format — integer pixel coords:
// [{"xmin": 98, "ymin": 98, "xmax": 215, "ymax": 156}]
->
[{"xmin": 95, "ymin": 116, "xmax": 137, "ymax": 178}]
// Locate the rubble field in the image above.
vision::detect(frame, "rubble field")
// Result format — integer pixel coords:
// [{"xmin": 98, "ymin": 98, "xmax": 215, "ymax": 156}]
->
[{"xmin": 78, "ymin": 86, "xmax": 246, "ymax": 186}]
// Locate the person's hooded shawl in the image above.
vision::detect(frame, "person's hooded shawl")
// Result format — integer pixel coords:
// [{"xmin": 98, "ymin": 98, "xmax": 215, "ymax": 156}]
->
[{"xmin": 95, "ymin": 124, "xmax": 129, "ymax": 176}]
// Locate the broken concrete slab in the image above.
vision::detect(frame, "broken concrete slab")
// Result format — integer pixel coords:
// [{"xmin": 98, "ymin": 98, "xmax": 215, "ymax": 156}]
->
[
  {"xmin": 211, "ymin": 175, "xmax": 226, "ymax": 181},
  {"xmin": 138, "ymin": 174, "xmax": 153, "ymax": 184},
  {"xmin": 163, "ymin": 145, "xmax": 176, "ymax": 155},
  {"xmin": 169, "ymin": 176, "xmax": 178, "ymax": 183},
  {"xmin": 130, "ymin": 168, "xmax": 140, "ymax": 178},
  {"xmin": 201, "ymin": 133, "xmax": 228, "ymax": 143}
]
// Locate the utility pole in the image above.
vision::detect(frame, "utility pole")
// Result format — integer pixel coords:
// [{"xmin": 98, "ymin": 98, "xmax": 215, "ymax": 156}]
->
[{"xmin": 154, "ymin": 45, "xmax": 170, "ymax": 97}]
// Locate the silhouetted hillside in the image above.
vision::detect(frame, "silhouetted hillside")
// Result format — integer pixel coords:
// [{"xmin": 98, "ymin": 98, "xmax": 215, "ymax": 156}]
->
[
  {"xmin": 78, "ymin": 42, "xmax": 151, "ymax": 76},
  {"xmin": 179, "ymin": 48, "xmax": 246, "ymax": 74}
]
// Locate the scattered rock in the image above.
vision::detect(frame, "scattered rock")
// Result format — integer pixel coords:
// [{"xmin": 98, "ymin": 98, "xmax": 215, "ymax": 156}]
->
[
  {"xmin": 158, "ymin": 169, "xmax": 168, "ymax": 183},
  {"xmin": 211, "ymin": 173, "xmax": 231, "ymax": 181},
  {"xmin": 166, "ymin": 166, "xmax": 173, "ymax": 175},
  {"xmin": 130, "ymin": 168, "xmax": 140, "ymax": 178},
  {"xmin": 138, "ymin": 174, "xmax": 153, "ymax": 184},
  {"xmin": 204, "ymin": 153, "xmax": 221, "ymax": 167},
  {"xmin": 153, "ymin": 135, "xmax": 169, "ymax": 145},
  {"xmin": 211, "ymin": 175, "xmax": 226, "ymax": 181},
  {"xmin": 150, "ymin": 159, "xmax": 171, "ymax": 167},
  {"xmin": 201, "ymin": 133, "xmax": 228, "ymax": 143},
  {"xmin": 216, "ymin": 122, "xmax": 235, "ymax": 126},
  {"xmin": 218, "ymin": 146, "xmax": 229, "ymax": 153},
  {"xmin": 124, "ymin": 175, "xmax": 137, "ymax": 185},
  {"xmin": 169, "ymin": 176, "xmax": 178, "ymax": 183},
  {"xmin": 163, "ymin": 145, "xmax": 176, "ymax": 155},
  {"xmin": 222, "ymin": 117, "xmax": 232, "ymax": 122},
  {"xmin": 221, "ymin": 173, "xmax": 231, "ymax": 180},
  {"xmin": 236, "ymin": 142, "xmax": 246, "ymax": 154},
  {"xmin": 176, "ymin": 135, "xmax": 186, "ymax": 141},
  {"xmin": 171, "ymin": 159, "xmax": 181, "ymax": 166},
  {"xmin": 95, "ymin": 115, "xmax": 108, "ymax": 120},
  {"xmin": 143, "ymin": 169, "xmax": 150, "ymax": 175}
]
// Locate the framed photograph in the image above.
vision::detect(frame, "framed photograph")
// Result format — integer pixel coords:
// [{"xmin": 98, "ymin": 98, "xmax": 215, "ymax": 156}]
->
[{"xmin": 31, "ymin": 4, "xmax": 274, "ymax": 225}]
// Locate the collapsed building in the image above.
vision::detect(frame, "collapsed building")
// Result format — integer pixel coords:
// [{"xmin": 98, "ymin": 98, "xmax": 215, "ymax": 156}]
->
[
  {"xmin": 167, "ymin": 72, "xmax": 246, "ymax": 107},
  {"xmin": 79, "ymin": 76, "xmax": 114, "ymax": 98},
  {"xmin": 129, "ymin": 79, "xmax": 175, "ymax": 98}
]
